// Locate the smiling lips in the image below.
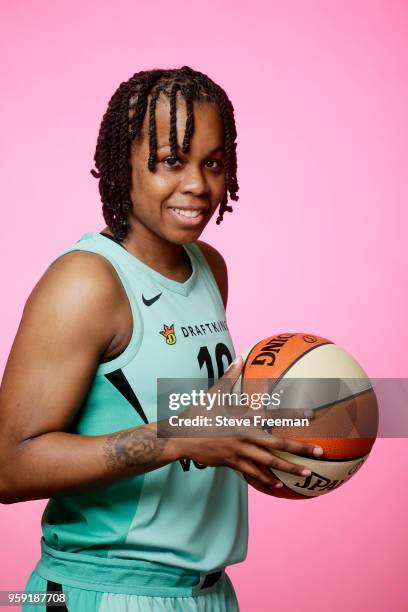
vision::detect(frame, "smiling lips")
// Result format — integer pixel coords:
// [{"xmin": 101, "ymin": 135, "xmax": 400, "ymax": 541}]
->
[
  {"xmin": 168, "ymin": 206, "xmax": 209, "ymax": 226},
  {"xmin": 169, "ymin": 207, "xmax": 208, "ymax": 218}
]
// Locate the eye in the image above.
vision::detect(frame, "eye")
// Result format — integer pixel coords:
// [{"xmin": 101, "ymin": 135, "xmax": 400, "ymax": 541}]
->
[
  {"xmin": 205, "ymin": 159, "xmax": 223, "ymax": 170},
  {"xmin": 162, "ymin": 156, "xmax": 182, "ymax": 168}
]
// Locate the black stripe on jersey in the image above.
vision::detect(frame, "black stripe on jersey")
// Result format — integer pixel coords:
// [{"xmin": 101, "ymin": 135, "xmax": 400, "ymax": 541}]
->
[
  {"xmin": 99, "ymin": 231, "xmax": 127, "ymax": 249},
  {"xmin": 105, "ymin": 369, "xmax": 149, "ymax": 424},
  {"xmin": 200, "ymin": 570, "xmax": 223, "ymax": 588},
  {"xmin": 46, "ymin": 580, "xmax": 68, "ymax": 611},
  {"xmin": 99, "ymin": 230, "xmax": 190, "ymax": 264}
]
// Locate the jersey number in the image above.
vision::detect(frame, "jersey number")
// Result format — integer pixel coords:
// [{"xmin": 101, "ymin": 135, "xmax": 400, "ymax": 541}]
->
[
  {"xmin": 197, "ymin": 343, "xmax": 233, "ymax": 384},
  {"xmin": 179, "ymin": 343, "xmax": 233, "ymax": 473}
]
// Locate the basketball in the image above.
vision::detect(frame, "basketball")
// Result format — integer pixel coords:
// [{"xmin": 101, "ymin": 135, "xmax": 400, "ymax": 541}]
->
[{"xmin": 232, "ymin": 333, "xmax": 378, "ymax": 499}]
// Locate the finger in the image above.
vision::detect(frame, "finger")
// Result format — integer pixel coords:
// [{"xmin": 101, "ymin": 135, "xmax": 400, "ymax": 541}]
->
[
  {"xmin": 245, "ymin": 473, "xmax": 283, "ymax": 495},
  {"xmin": 178, "ymin": 357, "xmax": 243, "ymax": 420},
  {"xmin": 263, "ymin": 451, "xmax": 315, "ymax": 478},
  {"xmin": 222, "ymin": 355, "xmax": 243, "ymax": 382},
  {"xmin": 235, "ymin": 458, "xmax": 280, "ymax": 489},
  {"xmin": 242, "ymin": 444, "xmax": 314, "ymax": 478},
  {"xmin": 249, "ymin": 406, "xmax": 316, "ymax": 421},
  {"xmin": 274, "ymin": 408, "xmax": 315, "ymax": 420},
  {"xmin": 255, "ymin": 435, "xmax": 324, "ymax": 457},
  {"xmin": 239, "ymin": 445, "xmax": 310, "ymax": 478},
  {"xmin": 208, "ymin": 356, "xmax": 243, "ymax": 404}
]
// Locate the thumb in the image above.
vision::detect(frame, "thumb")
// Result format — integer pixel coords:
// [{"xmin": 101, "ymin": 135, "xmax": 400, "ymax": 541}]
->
[
  {"xmin": 222, "ymin": 355, "xmax": 243, "ymax": 386},
  {"xmin": 207, "ymin": 355, "xmax": 243, "ymax": 406},
  {"xmin": 225, "ymin": 354, "xmax": 243, "ymax": 371}
]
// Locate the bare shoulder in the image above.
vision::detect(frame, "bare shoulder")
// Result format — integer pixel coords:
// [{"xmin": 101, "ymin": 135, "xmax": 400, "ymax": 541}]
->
[
  {"xmin": 0, "ymin": 250, "xmax": 129, "ymax": 448},
  {"xmin": 196, "ymin": 240, "xmax": 228, "ymax": 309},
  {"xmin": 22, "ymin": 249, "xmax": 130, "ymax": 365},
  {"xmin": 28, "ymin": 250, "xmax": 126, "ymax": 312}
]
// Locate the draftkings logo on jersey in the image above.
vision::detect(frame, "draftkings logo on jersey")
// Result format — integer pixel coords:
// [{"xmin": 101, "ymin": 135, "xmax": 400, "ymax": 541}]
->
[
  {"xmin": 181, "ymin": 320, "xmax": 229, "ymax": 337},
  {"xmin": 159, "ymin": 323, "xmax": 177, "ymax": 345}
]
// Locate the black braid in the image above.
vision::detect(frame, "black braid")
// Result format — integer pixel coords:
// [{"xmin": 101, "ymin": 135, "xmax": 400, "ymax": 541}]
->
[
  {"xmin": 180, "ymin": 84, "xmax": 194, "ymax": 153},
  {"xmin": 90, "ymin": 66, "xmax": 239, "ymax": 239},
  {"xmin": 169, "ymin": 82, "xmax": 182, "ymax": 159}
]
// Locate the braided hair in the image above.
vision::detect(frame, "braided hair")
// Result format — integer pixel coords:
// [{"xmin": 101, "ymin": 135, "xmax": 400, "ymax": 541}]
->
[{"xmin": 90, "ymin": 66, "xmax": 239, "ymax": 240}]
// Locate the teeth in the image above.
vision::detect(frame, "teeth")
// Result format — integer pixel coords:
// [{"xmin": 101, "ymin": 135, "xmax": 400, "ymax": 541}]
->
[{"xmin": 172, "ymin": 208, "xmax": 201, "ymax": 218}]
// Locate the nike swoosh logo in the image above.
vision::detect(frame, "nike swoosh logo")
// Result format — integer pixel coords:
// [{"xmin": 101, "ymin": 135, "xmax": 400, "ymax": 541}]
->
[{"xmin": 142, "ymin": 292, "xmax": 162, "ymax": 306}]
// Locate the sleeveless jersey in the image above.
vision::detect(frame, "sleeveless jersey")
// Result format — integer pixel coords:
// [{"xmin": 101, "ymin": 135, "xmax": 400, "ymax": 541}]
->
[{"xmin": 40, "ymin": 231, "xmax": 248, "ymax": 574}]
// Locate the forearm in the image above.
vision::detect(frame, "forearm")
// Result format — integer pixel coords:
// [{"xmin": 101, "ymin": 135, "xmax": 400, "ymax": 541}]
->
[{"xmin": 0, "ymin": 422, "xmax": 180, "ymax": 504}]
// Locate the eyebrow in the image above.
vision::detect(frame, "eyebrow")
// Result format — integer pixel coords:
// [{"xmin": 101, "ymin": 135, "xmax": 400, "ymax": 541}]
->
[{"xmin": 157, "ymin": 144, "xmax": 225, "ymax": 155}]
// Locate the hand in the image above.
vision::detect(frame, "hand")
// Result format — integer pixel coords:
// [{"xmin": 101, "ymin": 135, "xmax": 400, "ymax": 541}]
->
[
  {"xmin": 244, "ymin": 469, "xmax": 284, "ymax": 495},
  {"xmin": 167, "ymin": 356, "xmax": 323, "ymax": 493}
]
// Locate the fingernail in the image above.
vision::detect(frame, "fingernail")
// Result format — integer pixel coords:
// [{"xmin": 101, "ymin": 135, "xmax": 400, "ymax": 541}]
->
[
  {"xmin": 226, "ymin": 357, "xmax": 240, "ymax": 372},
  {"xmin": 301, "ymin": 469, "xmax": 312, "ymax": 476},
  {"xmin": 274, "ymin": 482, "xmax": 283, "ymax": 488},
  {"xmin": 313, "ymin": 447, "xmax": 323, "ymax": 456}
]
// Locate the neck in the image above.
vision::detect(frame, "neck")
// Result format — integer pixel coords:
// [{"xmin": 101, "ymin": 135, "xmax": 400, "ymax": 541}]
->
[{"xmin": 101, "ymin": 224, "xmax": 189, "ymax": 275}]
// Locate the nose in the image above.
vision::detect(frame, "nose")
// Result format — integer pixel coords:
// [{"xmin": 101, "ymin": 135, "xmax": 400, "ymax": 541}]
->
[{"xmin": 180, "ymin": 164, "xmax": 210, "ymax": 197}]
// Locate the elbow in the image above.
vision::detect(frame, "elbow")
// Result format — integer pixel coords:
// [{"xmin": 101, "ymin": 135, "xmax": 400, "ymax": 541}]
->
[
  {"xmin": 0, "ymin": 487, "xmax": 39, "ymax": 504},
  {"xmin": 0, "ymin": 463, "xmax": 9, "ymax": 502},
  {"xmin": 0, "ymin": 485, "xmax": 14, "ymax": 504},
  {"xmin": 0, "ymin": 456, "xmax": 24, "ymax": 504},
  {"xmin": 0, "ymin": 483, "xmax": 28, "ymax": 505},
  {"xmin": 0, "ymin": 497, "xmax": 14, "ymax": 505},
  {"xmin": 0, "ymin": 440, "xmax": 49, "ymax": 504},
  {"xmin": 0, "ymin": 474, "xmax": 17, "ymax": 504}
]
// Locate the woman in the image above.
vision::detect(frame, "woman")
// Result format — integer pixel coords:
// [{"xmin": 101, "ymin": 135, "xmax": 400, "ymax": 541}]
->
[{"xmin": 0, "ymin": 66, "xmax": 322, "ymax": 611}]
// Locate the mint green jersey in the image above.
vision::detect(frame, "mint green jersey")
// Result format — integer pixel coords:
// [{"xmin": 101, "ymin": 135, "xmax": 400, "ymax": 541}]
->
[{"xmin": 40, "ymin": 231, "xmax": 248, "ymax": 575}]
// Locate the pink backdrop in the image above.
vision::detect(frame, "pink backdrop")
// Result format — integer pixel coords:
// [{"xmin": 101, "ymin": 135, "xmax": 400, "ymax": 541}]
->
[{"xmin": 1, "ymin": 1, "xmax": 407, "ymax": 610}]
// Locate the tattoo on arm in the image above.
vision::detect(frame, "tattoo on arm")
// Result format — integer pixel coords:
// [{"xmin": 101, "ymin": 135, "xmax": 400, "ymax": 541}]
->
[{"xmin": 103, "ymin": 427, "xmax": 168, "ymax": 473}]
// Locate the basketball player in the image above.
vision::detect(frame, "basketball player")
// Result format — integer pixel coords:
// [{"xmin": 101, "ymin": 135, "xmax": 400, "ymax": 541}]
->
[{"xmin": 0, "ymin": 67, "xmax": 323, "ymax": 611}]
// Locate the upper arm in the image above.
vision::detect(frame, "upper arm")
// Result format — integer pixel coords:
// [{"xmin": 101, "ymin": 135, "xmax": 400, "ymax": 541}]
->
[
  {"xmin": 196, "ymin": 240, "xmax": 228, "ymax": 309},
  {"xmin": 0, "ymin": 251, "xmax": 124, "ymax": 451}
]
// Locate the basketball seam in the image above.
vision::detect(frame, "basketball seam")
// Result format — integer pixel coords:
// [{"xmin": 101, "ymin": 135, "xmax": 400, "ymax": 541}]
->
[
  {"xmin": 305, "ymin": 386, "xmax": 374, "ymax": 414},
  {"xmin": 267, "ymin": 341, "xmax": 334, "ymax": 392},
  {"xmin": 270, "ymin": 450, "xmax": 371, "ymax": 462}
]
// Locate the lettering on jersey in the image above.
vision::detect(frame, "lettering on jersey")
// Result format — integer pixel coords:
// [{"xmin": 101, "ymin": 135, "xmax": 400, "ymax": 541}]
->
[
  {"xmin": 179, "ymin": 458, "xmax": 208, "ymax": 472},
  {"xmin": 181, "ymin": 320, "xmax": 229, "ymax": 338},
  {"xmin": 159, "ymin": 323, "xmax": 177, "ymax": 345}
]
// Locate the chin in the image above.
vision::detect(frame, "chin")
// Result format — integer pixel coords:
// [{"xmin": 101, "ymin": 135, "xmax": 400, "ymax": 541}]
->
[
  {"xmin": 162, "ymin": 220, "xmax": 211, "ymax": 245},
  {"xmin": 165, "ymin": 229, "xmax": 205, "ymax": 245}
]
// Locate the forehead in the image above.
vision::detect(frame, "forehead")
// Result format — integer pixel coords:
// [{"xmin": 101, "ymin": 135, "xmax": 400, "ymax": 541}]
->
[{"xmin": 134, "ymin": 92, "xmax": 224, "ymax": 150}]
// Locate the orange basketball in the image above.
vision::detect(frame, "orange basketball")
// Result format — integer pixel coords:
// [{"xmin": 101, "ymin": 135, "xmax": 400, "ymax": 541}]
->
[{"xmin": 233, "ymin": 333, "xmax": 378, "ymax": 499}]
